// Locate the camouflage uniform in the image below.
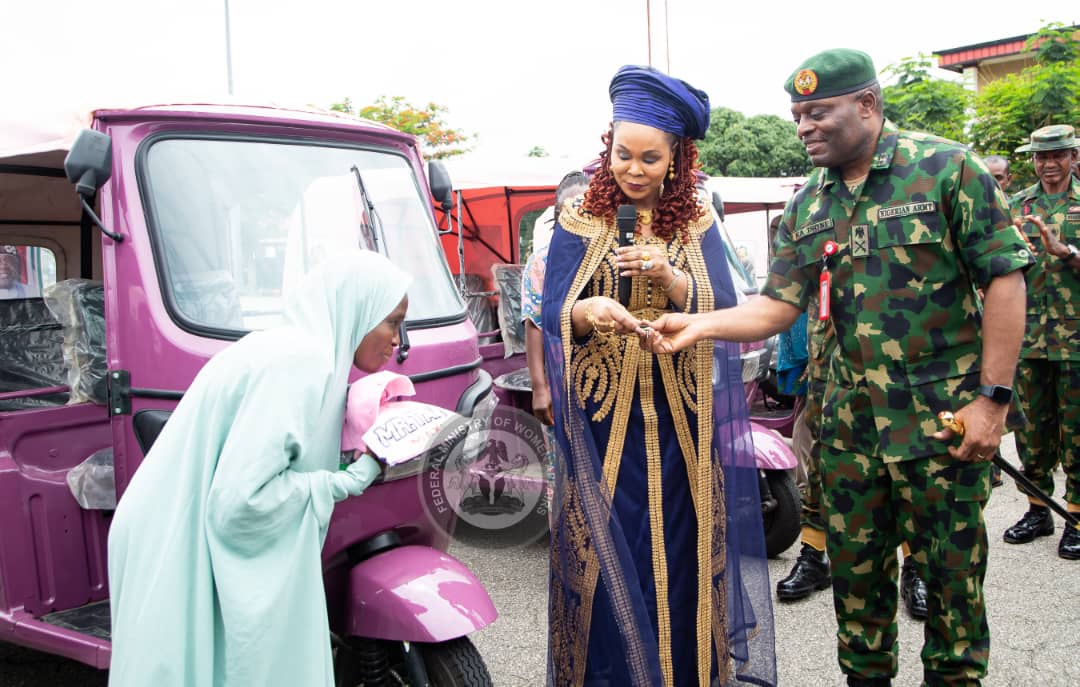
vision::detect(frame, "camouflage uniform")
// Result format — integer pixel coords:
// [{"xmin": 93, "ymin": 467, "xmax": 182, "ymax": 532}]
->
[
  {"xmin": 799, "ymin": 307, "xmax": 832, "ymax": 533},
  {"xmin": 1009, "ymin": 176, "xmax": 1080, "ymax": 507},
  {"xmin": 766, "ymin": 120, "xmax": 1033, "ymax": 684}
]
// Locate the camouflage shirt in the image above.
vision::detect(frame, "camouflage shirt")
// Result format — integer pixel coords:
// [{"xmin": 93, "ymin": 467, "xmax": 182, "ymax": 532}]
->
[
  {"xmin": 1009, "ymin": 177, "xmax": 1080, "ymax": 361},
  {"xmin": 765, "ymin": 121, "xmax": 1033, "ymax": 462}
]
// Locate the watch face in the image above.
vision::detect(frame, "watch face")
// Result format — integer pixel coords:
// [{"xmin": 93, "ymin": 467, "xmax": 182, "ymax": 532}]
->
[{"xmin": 981, "ymin": 385, "xmax": 1012, "ymax": 404}]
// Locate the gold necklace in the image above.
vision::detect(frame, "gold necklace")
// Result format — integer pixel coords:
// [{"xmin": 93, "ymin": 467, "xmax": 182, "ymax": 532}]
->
[{"xmin": 637, "ymin": 209, "xmax": 653, "ymax": 225}]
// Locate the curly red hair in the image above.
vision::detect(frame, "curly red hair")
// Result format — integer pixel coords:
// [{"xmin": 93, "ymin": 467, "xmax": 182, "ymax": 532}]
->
[{"xmin": 582, "ymin": 124, "xmax": 705, "ymax": 243}]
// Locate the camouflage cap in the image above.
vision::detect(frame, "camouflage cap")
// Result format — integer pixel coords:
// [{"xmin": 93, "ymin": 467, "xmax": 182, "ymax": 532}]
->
[
  {"xmin": 784, "ymin": 48, "xmax": 878, "ymax": 102},
  {"xmin": 1015, "ymin": 124, "xmax": 1078, "ymax": 153}
]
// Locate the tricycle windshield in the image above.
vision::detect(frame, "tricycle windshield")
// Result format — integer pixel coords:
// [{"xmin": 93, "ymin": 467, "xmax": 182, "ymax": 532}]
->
[{"xmin": 141, "ymin": 136, "xmax": 464, "ymax": 333}]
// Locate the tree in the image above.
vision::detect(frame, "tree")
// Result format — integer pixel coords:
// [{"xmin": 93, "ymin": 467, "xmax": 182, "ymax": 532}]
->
[
  {"xmin": 969, "ymin": 23, "xmax": 1080, "ymax": 186},
  {"xmin": 330, "ymin": 96, "xmax": 473, "ymax": 159},
  {"xmin": 881, "ymin": 55, "xmax": 971, "ymax": 143},
  {"xmin": 527, "ymin": 146, "xmax": 549, "ymax": 158},
  {"xmin": 698, "ymin": 107, "xmax": 810, "ymax": 177}
]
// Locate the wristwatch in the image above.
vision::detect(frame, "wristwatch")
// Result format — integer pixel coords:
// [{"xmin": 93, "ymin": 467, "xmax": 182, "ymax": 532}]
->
[
  {"xmin": 977, "ymin": 384, "xmax": 1013, "ymax": 405},
  {"xmin": 1060, "ymin": 244, "xmax": 1079, "ymax": 262}
]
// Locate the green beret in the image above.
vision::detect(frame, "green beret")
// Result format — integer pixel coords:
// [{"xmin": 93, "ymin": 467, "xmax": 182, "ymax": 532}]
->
[
  {"xmin": 1015, "ymin": 124, "xmax": 1078, "ymax": 153},
  {"xmin": 784, "ymin": 48, "xmax": 878, "ymax": 102}
]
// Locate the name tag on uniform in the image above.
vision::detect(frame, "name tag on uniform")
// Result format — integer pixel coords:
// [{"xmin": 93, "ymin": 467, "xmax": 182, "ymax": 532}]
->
[
  {"xmin": 791, "ymin": 218, "xmax": 834, "ymax": 241},
  {"xmin": 1066, "ymin": 207, "xmax": 1080, "ymax": 222},
  {"xmin": 851, "ymin": 224, "xmax": 871, "ymax": 257},
  {"xmin": 877, "ymin": 201, "xmax": 937, "ymax": 220}
]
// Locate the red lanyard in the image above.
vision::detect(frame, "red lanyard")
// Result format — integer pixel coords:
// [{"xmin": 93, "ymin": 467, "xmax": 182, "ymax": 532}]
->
[{"xmin": 818, "ymin": 240, "xmax": 839, "ymax": 321}]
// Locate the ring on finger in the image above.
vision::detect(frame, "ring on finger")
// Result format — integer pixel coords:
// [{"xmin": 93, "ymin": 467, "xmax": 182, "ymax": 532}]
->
[
  {"xmin": 641, "ymin": 259, "xmax": 653, "ymax": 271},
  {"xmin": 641, "ymin": 251, "xmax": 651, "ymax": 262}
]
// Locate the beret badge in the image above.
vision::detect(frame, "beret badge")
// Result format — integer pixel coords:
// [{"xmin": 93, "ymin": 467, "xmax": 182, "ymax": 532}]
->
[{"xmin": 793, "ymin": 69, "xmax": 818, "ymax": 96}]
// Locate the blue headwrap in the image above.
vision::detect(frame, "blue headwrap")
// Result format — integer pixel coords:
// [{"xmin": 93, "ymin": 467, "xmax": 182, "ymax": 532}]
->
[{"xmin": 609, "ymin": 65, "xmax": 711, "ymax": 140}]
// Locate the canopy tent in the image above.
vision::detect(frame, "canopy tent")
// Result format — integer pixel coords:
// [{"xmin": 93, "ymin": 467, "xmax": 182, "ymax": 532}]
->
[
  {"xmin": 0, "ymin": 109, "xmax": 94, "ymax": 227},
  {"xmin": 705, "ymin": 176, "xmax": 805, "ymax": 217},
  {"xmin": 434, "ymin": 156, "xmax": 582, "ymax": 284},
  {"xmin": 434, "ymin": 154, "xmax": 805, "ymax": 285}
]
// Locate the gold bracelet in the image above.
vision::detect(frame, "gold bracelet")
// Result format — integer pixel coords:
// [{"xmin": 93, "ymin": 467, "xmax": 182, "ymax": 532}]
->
[
  {"xmin": 583, "ymin": 302, "xmax": 616, "ymax": 334},
  {"xmin": 662, "ymin": 268, "xmax": 684, "ymax": 293}
]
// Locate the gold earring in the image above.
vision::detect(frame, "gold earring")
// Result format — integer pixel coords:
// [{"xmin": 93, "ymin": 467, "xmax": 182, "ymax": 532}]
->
[{"xmin": 668, "ymin": 160, "xmax": 675, "ymax": 180}]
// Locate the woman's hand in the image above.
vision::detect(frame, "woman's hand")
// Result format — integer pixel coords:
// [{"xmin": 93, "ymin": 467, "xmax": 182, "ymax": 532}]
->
[
  {"xmin": 572, "ymin": 296, "xmax": 641, "ymax": 337},
  {"xmin": 615, "ymin": 245, "xmax": 674, "ymax": 286},
  {"xmin": 532, "ymin": 381, "xmax": 554, "ymax": 426}
]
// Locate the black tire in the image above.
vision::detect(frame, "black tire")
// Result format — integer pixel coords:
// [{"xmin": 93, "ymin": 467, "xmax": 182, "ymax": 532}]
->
[
  {"xmin": 423, "ymin": 637, "xmax": 493, "ymax": 686},
  {"xmin": 335, "ymin": 636, "xmax": 493, "ymax": 687},
  {"xmin": 762, "ymin": 469, "xmax": 800, "ymax": 559}
]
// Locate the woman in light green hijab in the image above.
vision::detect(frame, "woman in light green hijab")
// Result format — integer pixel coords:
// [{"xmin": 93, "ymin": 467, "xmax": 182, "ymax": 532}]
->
[{"xmin": 107, "ymin": 250, "xmax": 411, "ymax": 686}]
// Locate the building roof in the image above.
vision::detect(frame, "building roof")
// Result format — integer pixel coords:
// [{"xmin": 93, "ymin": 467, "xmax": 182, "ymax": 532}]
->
[{"xmin": 935, "ymin": 24, "xmax": 1079, "ymax": 72}]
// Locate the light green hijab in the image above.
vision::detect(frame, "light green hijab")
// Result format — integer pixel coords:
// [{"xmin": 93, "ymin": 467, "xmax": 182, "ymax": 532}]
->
[{"xmin": 108, "ymin": 250, "xmax": 411, "ymax": 687}]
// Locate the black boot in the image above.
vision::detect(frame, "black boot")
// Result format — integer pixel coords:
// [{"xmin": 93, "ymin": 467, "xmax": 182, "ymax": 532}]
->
[
  {"xmin": 1060, "ymin": 524, "xmax": 1080, "ymax": 560},
  {"xmin": 1003, "ymin": 505, "xmax": 1054, "ymax": 544},
  {"xmin": 776, "ymin": 543, "xmax": 830, "ymax": 601},
  {"xmin": 900, "ymin": 558, "xmax": 928, "ymax": 621}
]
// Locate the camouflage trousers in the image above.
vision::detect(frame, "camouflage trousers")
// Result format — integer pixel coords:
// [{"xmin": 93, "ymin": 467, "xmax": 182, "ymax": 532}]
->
[
  {"xmin": 1015, "ymin": 358, "xmax": 1080, "ymax": 505},
  {"xmin": 821, "ymin": 445, "xmax": 991, "ymax": 686},
  {"xmin": 800, "ymin": 379, "xmax": 826, "ymax": 531},
  {"xmin": 799, "ymin": 441, "xmax": 826, "ymax": 531}
]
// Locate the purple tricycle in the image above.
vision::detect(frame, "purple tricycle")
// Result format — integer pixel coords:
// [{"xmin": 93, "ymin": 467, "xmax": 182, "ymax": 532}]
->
[{"xmin": 0, "ymin": 104, "xmax": 499, "ymax": 685}]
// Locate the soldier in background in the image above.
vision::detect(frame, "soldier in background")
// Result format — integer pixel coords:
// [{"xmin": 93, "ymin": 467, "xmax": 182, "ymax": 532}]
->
[
  {"xmin": 643, "ymin": 48, "xmax": 1032, "ymax": 686},
  {"xmin": 984, "ymin": 155, "xmax": 1013, "ymax": 192},
  {"xmin": 1004, "ymin": 125, "xmax": 1080, "ymax": 559}
]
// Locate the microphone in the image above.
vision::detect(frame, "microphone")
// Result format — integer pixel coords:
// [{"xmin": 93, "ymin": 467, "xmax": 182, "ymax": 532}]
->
[{"xmin": 616, "ymin": 204, "xmax": 637, "ymax": 307}]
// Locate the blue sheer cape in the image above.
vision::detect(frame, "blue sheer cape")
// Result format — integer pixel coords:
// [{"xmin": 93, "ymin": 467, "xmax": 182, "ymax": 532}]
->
[{"xmin": 541, "ymin": 205, "xmax": 776, "ymax": 687}]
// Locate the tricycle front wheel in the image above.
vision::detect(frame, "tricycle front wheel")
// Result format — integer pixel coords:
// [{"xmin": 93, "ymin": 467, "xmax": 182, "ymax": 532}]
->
[{"xmin": 335, "ymin": 636, "xmax": 493, "ymax": 687}]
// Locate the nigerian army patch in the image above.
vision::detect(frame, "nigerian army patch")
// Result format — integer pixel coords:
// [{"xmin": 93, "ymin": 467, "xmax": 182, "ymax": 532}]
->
[
  {"xmin": 793, "ymin": 69, "xmax": 818, "ymax": 96},
  {"xmin": 877, "ymin": 201, "xmax": 936, "ymax": 220}
]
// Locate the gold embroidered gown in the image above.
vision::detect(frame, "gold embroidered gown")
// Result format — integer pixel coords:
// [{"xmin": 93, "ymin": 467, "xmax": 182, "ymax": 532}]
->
[{"xmin": 541, "ymin": 200, "xmax": 777, "ymax": 687}]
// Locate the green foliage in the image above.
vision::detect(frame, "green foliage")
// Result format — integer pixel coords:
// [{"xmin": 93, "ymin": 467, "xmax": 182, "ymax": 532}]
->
[
  {"xmin": 527, "ymin": 146, "xmax": 549, "ymax": 158},
  {"xmin": 881, "ymin": 54, "xmax": 972, "ymax": 143},
  {"xmin": 329, "ymin": 96, "xmax": 473, "ymax": 159},
  {"xmin": 698, "ymin": 107, "xmax": 811, "ymax": 177},
  {"xmin": 969, "ymin": 23, "xmax": 1080, "ymax": 186}
]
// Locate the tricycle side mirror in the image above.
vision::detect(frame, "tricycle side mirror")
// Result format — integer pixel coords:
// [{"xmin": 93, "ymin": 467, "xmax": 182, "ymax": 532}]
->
[
  {"xmin": 427, "ymin": 160, "xmax": 453, "ymax": 212},
  {"xmin": 64, "ymin": 129, "xmax": 123, "ymax": 242},
  {"xmin": 64, "ymin": 129, "xmax": 113, "ymax": 197}
]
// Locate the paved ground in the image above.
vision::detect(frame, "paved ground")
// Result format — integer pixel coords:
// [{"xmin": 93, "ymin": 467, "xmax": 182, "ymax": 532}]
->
[
  {"xmin": 2, "ymin": 435, "xmax": 1076, "ymax": 686},
  {"xmin": 454, "ymin": 433, "xmax": 1079, "ymax": 686}
]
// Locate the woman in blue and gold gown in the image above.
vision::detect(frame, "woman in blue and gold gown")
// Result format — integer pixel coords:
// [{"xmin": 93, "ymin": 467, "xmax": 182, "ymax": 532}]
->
[{"xmin": 541, "ymin": 66, "xmax": 776, "ymax": 687}]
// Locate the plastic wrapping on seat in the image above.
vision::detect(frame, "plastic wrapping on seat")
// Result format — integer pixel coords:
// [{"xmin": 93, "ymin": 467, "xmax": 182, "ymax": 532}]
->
[
  {"xmin": 454, "ymin": 273, "xmax": 497, "ymax": 341},
  {"xmin": 66, "ymin": 447, "xmax": 116, "ymax": 509},
  {"xmin": 0, "ymin": 297, "xmax": 69, "ymax": 410},
  {"xmin": 492, "ymin": 263, "xmax": 524, "ymax": 358},
  {"xmin": 43, "ymin": 279, "xmax": 107, "ymax": 405}
]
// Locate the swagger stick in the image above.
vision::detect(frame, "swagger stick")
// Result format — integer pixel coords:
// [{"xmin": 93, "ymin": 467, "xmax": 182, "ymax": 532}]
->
[{"xmin": 939, "ymin": 412, "xmax": 1079, "ymax": 528}]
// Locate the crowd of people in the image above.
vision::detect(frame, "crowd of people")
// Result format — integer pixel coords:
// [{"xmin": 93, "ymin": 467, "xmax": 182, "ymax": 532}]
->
[
  {"xmin": 523, "ymin": 49, "xmax": 1078, "ymax": 686},
  {"xmin": 94, "ymin": 42, "xmax": 1077, "ymax": 687}
]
